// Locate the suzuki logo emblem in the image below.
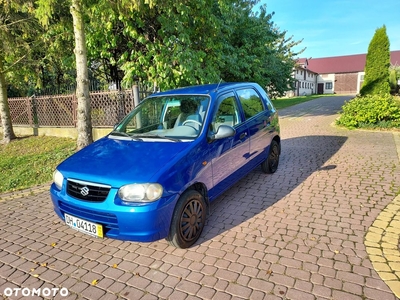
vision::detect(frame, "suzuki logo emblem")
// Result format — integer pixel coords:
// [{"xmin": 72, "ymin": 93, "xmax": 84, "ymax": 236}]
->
[{"xmin": 80, "ymin": 186, "xmax": 90, "ymax": 196}]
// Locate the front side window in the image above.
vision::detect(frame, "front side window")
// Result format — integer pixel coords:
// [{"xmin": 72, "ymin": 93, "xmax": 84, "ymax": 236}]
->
[
  {"xmin": 112, "ymin": 95, "xmax": 209, "ymax": 140},
  {"xmin": 212, "ymin": 93, "xmax": 241, "ymax": 132},
  {"xmin": 236, "ymin": 88, "xmax": 264, "ymax": 119}
]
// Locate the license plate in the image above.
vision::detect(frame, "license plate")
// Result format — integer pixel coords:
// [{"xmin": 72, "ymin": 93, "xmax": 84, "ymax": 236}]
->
[{"xmin": 64, "ymin": 213, "xmax": 103, "ymax": 238}]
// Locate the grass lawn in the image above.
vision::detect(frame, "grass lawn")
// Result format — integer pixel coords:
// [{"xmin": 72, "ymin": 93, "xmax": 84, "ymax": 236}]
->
[
  {"xmin": 0, "ymin": 135, "xmax": 76, "ymax": 193},
  {"xmin": 0, "ymin": 94, "xmax": 333, "ymax": 194}
]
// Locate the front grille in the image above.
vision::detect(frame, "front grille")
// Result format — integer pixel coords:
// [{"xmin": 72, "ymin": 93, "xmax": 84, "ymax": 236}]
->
[{"xmin": 67, "ymin": 179, "xmax": 110, "ymax": 202}]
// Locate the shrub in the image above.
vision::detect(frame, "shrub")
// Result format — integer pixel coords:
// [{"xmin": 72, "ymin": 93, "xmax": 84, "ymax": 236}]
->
[
  {"xmin": 360, "ymin": 26, "xmax": 391, "ymax": 97},
  {"xmin": 336, "ymin": 94, "xmax": 400, "ymax": 129},
  {"xmin": 389, "ymin": 68, "xmax": 399, "ymax": 94}
]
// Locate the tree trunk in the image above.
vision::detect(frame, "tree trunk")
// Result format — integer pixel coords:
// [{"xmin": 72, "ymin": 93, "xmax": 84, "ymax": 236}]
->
[
  {"xmin": 0, "ymin": 56, "xmax": 16, "ymax": 144},
  {"xmin": 70, "ymin": 0, "xmax": 93, "ymax": 150}
]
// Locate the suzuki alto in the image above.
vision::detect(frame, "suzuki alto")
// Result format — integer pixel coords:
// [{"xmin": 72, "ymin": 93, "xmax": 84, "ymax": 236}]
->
[{"xmin": 50, "ymin": 82, "xmax": 280, "ymax": 248}]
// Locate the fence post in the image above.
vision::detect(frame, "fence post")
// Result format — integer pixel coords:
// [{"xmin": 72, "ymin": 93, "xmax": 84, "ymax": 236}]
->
[
  {"xmin": 26, "ymin": 96, "xmax": 33, "ymax": 127},
  {"xmin": 28, "ymin": 95, "xmax": 39, "ymax": 135},
  {"xmin": 72, "ymin": 93, "xmax": 78, "ymax": 127},
  {"xmin": 132, "ymin": 85, "xmax": 140, "ymax": 108}
]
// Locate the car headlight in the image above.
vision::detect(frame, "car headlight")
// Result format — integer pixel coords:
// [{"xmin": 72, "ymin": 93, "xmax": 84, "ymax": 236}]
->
[
  {"xmin": 118, "ymin": 183, "xmax": 163, "ymax": 202},
  {"xmin": 53, "ymin": 170, "xmax": 64, "ymax": 190}
]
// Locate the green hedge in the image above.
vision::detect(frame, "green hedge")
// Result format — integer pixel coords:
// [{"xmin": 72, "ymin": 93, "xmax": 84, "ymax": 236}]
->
[{"xmin": 336, "ymin": 94, "xmax": 400, "ymax": 129}]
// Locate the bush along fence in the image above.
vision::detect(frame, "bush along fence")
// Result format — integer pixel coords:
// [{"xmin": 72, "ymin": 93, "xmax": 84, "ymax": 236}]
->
[{"xmin": 1, "ymin": 87, "xmax": 152, "ymax": 129}]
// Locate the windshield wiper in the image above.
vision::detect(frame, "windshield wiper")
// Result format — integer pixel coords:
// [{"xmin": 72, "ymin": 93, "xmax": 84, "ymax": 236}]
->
[
  {"xmin": 109, "ymin": 131, "xmax": 143, "ymax": 141},
  {"xmin": 132, "ymin": 133, "xmax": 181, "ymax": 142}
]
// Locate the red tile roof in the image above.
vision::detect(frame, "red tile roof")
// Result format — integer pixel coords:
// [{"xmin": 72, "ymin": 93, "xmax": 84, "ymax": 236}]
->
[{"xmin": 299, "ymin": 50, "xmax": 400, "ymax": 74}]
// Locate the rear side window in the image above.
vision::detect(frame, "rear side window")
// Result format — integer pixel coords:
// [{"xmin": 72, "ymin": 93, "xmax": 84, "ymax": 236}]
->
[
  {"xmin": 236, "ymin": 88, "xmax": 265, "ymax": 119},
  {"xmin": 257, "ymin": 88, "xmax": 274, "ymax": 111}
]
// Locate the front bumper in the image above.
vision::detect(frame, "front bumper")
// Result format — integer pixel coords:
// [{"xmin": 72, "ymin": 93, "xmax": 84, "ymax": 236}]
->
[{"xmin": 50, "ymin": 183, "xmax": 178, "ymax": 242}]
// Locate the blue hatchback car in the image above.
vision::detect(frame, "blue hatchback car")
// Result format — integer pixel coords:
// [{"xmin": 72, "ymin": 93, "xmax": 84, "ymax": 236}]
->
[{"xmin": 50, "ymin": 82, "xmax": 280, "ymax": 248}]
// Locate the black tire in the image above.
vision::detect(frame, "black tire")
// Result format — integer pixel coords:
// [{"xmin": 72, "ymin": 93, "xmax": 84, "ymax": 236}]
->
[
  {"xmin": 167, "ymin": 190, "xmax": 207, "ymax": 248},
  {"xmin": 261, "ymin": 140, "xmax": 280, "ymax": 174}
]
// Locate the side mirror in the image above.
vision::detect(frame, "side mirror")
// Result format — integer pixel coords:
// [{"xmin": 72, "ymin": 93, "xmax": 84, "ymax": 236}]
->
[{"xmin": 208, "ymin": 125, "xmax": 235, "ymax": 142}]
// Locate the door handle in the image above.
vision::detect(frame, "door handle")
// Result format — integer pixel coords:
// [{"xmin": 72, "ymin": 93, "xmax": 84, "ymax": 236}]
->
[{"xmin": 240, "ymin": 132, "xmax": 247, "ymax": 139}]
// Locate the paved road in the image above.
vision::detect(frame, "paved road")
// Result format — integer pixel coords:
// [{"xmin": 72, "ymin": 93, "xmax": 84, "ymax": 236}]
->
[{"xmin": 1, "ymin": 95, "xmax": 399, "ymax": 299}]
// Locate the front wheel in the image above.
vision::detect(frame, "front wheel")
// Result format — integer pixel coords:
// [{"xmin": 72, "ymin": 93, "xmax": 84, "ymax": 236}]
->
[
  {"xmin": 167, "ymin": 190, "xmax": 207, "ymax": 248},
  {"xmin": 261, "ymin": 140, "xmax": 280, "ymax": 174}
]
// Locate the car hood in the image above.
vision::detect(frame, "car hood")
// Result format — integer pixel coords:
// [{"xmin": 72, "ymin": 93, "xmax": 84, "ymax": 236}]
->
[{"xmin": 57, "ymin": 136, "xmax": 190, "ymax": 187}]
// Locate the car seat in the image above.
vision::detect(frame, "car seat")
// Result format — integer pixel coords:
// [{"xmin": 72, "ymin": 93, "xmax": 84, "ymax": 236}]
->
[{"xmin": 175, "ymin": 99, "xmax": 202, "ymax": 130}]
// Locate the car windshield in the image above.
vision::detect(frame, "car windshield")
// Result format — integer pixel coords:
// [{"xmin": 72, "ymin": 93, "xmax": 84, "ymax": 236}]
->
[{"xmin": 111, "ymin": 95, "xmax": 210, "ymax": 140}]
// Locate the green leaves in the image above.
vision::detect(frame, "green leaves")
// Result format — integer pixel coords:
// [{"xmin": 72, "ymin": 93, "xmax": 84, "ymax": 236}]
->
[
  {"xmin": 336, "ymin": 95, "xmax": 400, "ymax": 129},
  {"xmin": 216, "ymin": 2, "xmax": 300, "ymax": 97},
  {"xmin": 5, "ymin": 0, "xmax": 302, "ymax": 97},
  {"xmin": 360, "ymin": 26, "xmax": 391, "ymax": 97},
  {"xmin": 34, "ymin": 0, "xmax": 56, "ymax": 26}
]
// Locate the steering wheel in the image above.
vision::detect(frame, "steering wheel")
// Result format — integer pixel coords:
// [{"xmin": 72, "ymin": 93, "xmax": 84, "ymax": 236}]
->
[{"xmin": 182, "ymin": 120, "xmax": 202, "ymax": 127}]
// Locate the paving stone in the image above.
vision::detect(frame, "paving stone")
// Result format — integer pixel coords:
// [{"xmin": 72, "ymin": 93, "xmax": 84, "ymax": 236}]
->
[{"xmin": 1, "ymin": 96, "xmax": 400, "ymax": 299}]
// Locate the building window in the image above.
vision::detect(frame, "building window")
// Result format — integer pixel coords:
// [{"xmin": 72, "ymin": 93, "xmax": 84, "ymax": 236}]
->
[{"xmin": 326, "ymin": 82, "xmax": 333, "ymax": 89}]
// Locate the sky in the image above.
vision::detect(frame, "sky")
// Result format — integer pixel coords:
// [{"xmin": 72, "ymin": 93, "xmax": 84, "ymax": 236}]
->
[{"xmin": 258, "ymin": 0, "xmax": 400, "ymax": 59}]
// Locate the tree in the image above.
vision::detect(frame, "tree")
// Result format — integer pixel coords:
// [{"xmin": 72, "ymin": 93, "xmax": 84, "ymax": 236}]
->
[
  {"xmin": 29, "ymin": 0, "xmax": 301, "ymax": 98},
  {"xmin": 36, "ymin": 0, "xmax": 93, "ymax": 149},
  {"xmin": 109, "ymin": 0, "xmax": 300, "ymax": 94},
  {"xmin": 218, "ymin": 2, "xmax": 302, "ymax": 97},
  {"xmin": 389, "ymin": 66, "xmax": 399, "ymax": 94},
  {"xmin": 2, "ymin": 3, "xmax": 75, "ymax": 97},
  {"xmin": 360, "ymin": 25, "xmax": 391, "ymax": 96},
  {"xmin": 389, "ymin": 69, "xmax": 397, "ymax": 94},
  {"xmin": 0, "ymin": 56, "xmax": 15, "ymax": 144},
  {"xmin": 0, "ymin": 1, "xmax": 40, "ymax": 144},
  {"xmin": 71, "ymin": 0, "xmax": 93, "ymax": 149},
  {"xmin": 36, "ymin": 2, "xmax": 75, "ymax": 95},
  {"xmin": 117, "ymin": 0, "xmax": 223, "ymax": 90}
]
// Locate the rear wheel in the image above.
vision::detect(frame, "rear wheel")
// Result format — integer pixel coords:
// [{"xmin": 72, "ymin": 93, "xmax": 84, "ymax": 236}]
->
[
  {"xmin": 261, "ymin": 140, "xmax": 280, "ymax": 174},
  {"xmin": 167, "ymin": 190, "xmax": 207, "ymax": 248}
]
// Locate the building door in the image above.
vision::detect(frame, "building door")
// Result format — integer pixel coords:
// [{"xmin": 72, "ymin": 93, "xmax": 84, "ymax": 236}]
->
[{"xmin": 317, "ymin": 83, "xmax": 324, "ymax": 94}]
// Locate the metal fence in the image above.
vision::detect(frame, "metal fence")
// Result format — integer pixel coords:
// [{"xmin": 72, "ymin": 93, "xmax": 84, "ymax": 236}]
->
[{"xmin": 2, "ymin": 88, "xmax": 152, "ymax": 128}]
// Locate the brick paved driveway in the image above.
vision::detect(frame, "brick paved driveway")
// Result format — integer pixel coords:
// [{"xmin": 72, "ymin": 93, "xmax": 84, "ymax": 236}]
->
[{"xmin": 1, "ymin": 95, "xmax": 399, "ymax": 299}]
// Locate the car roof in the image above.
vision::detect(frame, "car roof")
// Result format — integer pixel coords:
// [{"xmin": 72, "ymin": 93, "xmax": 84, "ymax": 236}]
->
[{"xmin": 151, "ymin": 82, "xmax": 259, "ymax": 97}]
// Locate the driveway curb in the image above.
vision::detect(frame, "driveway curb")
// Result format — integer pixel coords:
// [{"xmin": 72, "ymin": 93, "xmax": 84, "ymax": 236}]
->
[
  {"xmin": 0, "ymin": 184, "xmax": 49, "ymax": 202},
  {"xmin": 365, "ymin": 194, "xmax": 400, "ymax": 298},
  {"xmin": 364, "ymin": 132, "xmax": 400, "ymax": 298}
]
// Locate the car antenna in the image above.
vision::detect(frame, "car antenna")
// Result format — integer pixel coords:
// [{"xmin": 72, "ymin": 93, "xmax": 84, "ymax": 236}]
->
[{"xmin": 215, "ymin": 79, "xmax": 223, "ymax": 92}]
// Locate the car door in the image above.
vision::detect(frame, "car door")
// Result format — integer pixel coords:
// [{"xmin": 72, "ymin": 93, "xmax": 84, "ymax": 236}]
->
[
  {"xmin": 208, "ymin": 92, "xmax": 250, "ymax": 199},
  {"xmin": 235, "ymin": 87, "xmax": 274, "ymax": 171}
]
